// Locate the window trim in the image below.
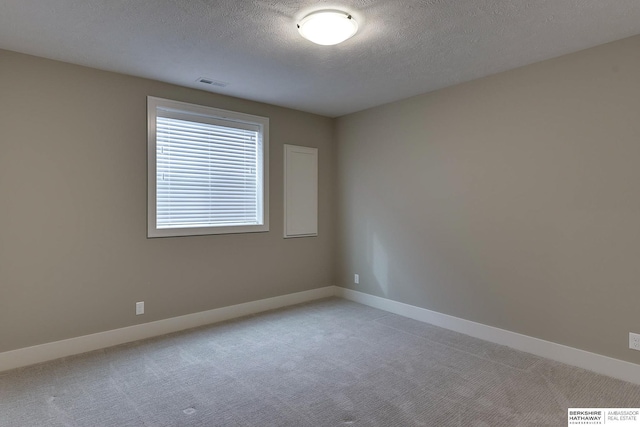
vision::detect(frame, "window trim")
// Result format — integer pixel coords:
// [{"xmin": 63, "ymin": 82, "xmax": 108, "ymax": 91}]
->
[{"xmin": 147, "ymin": 96, "xmax": 269, "ymax": 238}]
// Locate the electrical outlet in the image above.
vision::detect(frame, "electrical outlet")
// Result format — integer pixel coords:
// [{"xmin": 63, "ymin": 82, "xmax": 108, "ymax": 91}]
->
[
  {"xmin": 354, "ymin": 274, "xmax": 359, "ymax": 284},
  {"xmin": 136, "ymin": 301, "xmax": 144, "ymax": 315},
  {"xmin": 630, "ymin": 332, "xmax": 640, "ymax": 351}
]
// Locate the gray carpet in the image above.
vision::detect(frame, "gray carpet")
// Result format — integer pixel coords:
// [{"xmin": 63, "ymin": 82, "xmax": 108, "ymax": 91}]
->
[{"xmin": 2, "ymin": 297, "xmax": 640, "ymax": 426}]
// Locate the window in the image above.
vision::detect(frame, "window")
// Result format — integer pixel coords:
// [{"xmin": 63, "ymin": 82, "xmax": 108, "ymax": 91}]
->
[{"xmin": 147, "ymin": 97, "xmax": 269, "ymax": 237}]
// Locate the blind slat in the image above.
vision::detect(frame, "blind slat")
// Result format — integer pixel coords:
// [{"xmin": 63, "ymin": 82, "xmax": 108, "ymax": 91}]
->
[{"xmin": 156, "ymin": 115, "xmax": 262, "ymax": 229}]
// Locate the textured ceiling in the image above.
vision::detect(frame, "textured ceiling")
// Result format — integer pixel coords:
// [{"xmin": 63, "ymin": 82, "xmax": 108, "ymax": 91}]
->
[{"xmin": 1, "ymin": 0, "xmax": 640, "ymax": 117}]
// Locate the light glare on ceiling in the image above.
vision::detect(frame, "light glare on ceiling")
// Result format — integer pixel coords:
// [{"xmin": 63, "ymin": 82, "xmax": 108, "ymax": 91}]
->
[{"xmin": 297, "ymin": 10, "xmax": 358, "ymax": 46}]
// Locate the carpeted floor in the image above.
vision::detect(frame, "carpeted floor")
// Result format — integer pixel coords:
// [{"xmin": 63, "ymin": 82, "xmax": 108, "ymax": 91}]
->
[{"xmin": 2, "ymin": 297, "xmax": 640, "ymax": 426}]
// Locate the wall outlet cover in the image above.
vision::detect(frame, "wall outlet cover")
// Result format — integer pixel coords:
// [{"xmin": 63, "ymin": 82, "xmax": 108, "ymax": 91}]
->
[{"xmin": 630, "ymin": 332, "xmax": 640, "ymax": 351}]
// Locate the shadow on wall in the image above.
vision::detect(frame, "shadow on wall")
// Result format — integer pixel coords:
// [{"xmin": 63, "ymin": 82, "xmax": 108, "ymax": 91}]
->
[
  {"xmin": 370, "ymin": 231, "xmax": 389, "ymax": 297},
  {"xmin": 356, "ymin": 211, "xmax": 518, "ymax": 327}
]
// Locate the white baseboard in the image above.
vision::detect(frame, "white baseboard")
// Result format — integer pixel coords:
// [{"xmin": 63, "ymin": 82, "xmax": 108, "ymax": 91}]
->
[
  {"xmin": 0, "ymin": 286, "xmax": 336, "ymax": 373},
  {"xmin": 336, "ymin": 287, "xmax": 640, "ymax": 385},
  {"xmin": 4, "ymin": 285, "xmax": 639, "ymax": 385}
]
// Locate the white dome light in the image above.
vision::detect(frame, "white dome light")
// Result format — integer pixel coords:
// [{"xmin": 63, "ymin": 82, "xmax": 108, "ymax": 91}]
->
[{"xmin": 297, "ymin": 10, "xmax": 358, "ymax": 46}]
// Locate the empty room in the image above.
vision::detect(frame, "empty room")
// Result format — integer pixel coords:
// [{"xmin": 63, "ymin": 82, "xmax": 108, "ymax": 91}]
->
[{"xmin": 2, "ymin": 1, "xmax": 640, "ymax": 426}]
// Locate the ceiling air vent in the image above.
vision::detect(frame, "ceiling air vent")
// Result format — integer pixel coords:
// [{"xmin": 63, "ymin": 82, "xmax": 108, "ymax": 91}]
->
[{"xmin": 196, "ymin": 77, "xmax": 228, "ymax": 88}]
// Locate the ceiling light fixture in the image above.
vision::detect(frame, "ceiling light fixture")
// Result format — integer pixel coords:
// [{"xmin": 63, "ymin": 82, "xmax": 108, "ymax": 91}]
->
[{"xmin": 297, "ymin": 10, "xmax": 358, "ymax": 46}]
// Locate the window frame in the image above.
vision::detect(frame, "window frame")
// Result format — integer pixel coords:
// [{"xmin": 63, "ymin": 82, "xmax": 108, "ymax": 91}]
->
[{"xmin": 147, "ymin": 96, "xmax": 269, "ymax": 238}]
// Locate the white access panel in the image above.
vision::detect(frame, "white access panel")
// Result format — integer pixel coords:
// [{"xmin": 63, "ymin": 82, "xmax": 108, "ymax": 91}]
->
[{"xmin": 284, "ymin": 144, "xmax": 318, "ymax": 238}]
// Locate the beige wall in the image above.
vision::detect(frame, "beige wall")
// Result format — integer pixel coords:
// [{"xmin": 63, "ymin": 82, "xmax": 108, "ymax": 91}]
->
[
  {"xmin": 0, "ymin": 50, "xmax": 335, "ymax": 353},
  {"xmin": 336, "ymin": 35, "xmax": 640, "ymax": 364},
  {"xmin": 3, "ymin": 34, "xmax": 640, "ymax": 365}
]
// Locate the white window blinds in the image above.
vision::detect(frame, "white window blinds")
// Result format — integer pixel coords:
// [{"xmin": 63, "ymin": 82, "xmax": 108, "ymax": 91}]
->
[{"xmin": 148, "ymin": 97, "xmax": 269, "ymax": 237}]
